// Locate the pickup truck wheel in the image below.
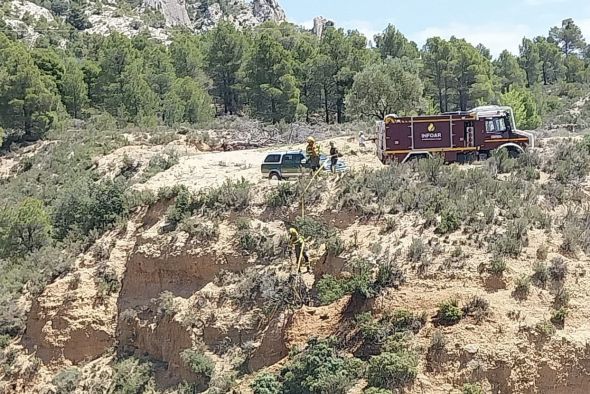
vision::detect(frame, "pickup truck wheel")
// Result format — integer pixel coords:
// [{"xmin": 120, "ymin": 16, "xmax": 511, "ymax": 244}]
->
[{"xmin": 269, "ymin": 173, "xmax": 281, "ymax": 181}]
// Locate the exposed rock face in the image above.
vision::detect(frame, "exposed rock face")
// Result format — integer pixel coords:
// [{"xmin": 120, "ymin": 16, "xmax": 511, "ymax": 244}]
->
[
  {"xmin": 3, "ymin": 0, "xmax": 286, "ymax": 43},
  {"xmin": 143, "ymin": 0, "xmax": 286, "ymax": 30},
  {"xmin": 312, "ymin": 16, "xmax": 334, "ymax": 37}
]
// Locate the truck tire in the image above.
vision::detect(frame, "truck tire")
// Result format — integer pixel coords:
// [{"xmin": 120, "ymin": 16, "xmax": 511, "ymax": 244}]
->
[{"xmin": 269, "ymin": 172, "xmax": 281, "ymax": 181}]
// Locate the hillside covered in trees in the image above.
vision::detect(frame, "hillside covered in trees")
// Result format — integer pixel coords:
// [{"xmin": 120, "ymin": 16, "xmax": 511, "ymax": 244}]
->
[{"xmin": 1, "ymin": 6, "xmax": 590, "ymax": 150}]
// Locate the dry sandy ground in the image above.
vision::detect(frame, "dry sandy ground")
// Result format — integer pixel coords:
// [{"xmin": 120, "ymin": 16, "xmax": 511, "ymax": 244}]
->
[{"xmin": 135, "ymin": 136, "xmax": 383, "ymax": 193}]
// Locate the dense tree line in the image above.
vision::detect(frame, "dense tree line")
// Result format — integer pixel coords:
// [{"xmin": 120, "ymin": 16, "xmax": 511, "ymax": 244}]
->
[{"xmin": 0, "ymin": 15, "xmax": 589, "ymax": 148}]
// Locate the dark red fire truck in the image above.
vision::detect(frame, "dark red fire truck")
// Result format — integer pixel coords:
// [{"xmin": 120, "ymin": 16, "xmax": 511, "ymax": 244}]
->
[{"xmin": 375, "ymin": 106, "xmax": 535, "ymax": 164}]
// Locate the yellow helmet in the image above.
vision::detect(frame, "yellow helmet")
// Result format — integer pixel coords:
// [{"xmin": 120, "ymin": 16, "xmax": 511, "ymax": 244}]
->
[
  {"xmin": 289, "ymin": 228, "xmax": 298, "ymax": 235},
  {"xmin": 307, "ymin": 136, "xmax": 315, "ymax": 143}
]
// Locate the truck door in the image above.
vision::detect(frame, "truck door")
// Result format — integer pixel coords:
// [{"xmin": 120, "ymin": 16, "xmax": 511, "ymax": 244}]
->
[{"xmin": 464, "ymin": 121, "xmax": 475, "ymax": 147}]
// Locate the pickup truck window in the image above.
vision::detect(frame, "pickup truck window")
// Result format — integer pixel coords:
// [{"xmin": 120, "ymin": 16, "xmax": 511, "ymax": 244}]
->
[{"xmin": 264, "ymin": 154, "xmax": 281, "ymax": 163}]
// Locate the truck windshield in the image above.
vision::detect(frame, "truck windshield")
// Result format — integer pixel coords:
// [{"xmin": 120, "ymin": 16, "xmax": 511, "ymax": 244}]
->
[{"xmin": 485, "ymin": 118, "xmax": 507, "ymax": 133}]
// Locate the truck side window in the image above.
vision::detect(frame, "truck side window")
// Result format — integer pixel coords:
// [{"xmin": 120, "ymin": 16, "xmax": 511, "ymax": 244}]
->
[
  {"xmin": 485, "ymin": 120, "xmax": 496, "ymax": 133},
  {"xmin": 264, "ymin": 154, "xmax": 281, "ymax": 163},
  {"xmin": 282, "ymin": 155, "xmax": 293, "ymax": 163}
]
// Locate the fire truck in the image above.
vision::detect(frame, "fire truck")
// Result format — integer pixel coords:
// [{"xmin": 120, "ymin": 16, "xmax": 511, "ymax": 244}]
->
[{"xmin": 375, "ymin": 106, "xmax": 535, "ymax": 164}]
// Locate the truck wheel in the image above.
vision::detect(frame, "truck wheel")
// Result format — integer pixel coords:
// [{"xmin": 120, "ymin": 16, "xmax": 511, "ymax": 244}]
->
[{"xmin": 269, "ymin": 172, "xmax": 281, "ymax": 181}]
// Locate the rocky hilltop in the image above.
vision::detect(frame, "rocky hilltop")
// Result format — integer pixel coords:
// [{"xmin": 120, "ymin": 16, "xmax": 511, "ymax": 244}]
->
[{"xmin": 1, "ymin": 0, "xmax": 286, "ymax": 41}]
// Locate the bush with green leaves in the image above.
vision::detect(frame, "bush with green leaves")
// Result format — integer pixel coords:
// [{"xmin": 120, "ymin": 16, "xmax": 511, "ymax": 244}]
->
[
  {"xmin": 488, "ymin": 258, "xmax": 507, "ymax": 276},
  {"xmin": 251, "ymin": 372, "xmax": 281, "ymax": 394},
  {"xmin": 462, "ymin": 296, "xmax": 489, "ymax": 322},
  {"xmin": 463, "ymin": 383, "xmax": 484, "ymax": 394},
  {"xmin": 551, "ymin": 307, "xmax": 568, "ymax": 326},
  {"xmin": 437, "ymin": 299, "xmax": 463, "ymax": 326},
  {"xmin": 110, "ymin": 357, "xmax": 154, "ymax": 394},
  {"xmin": 532, "ymin": 261, "xmax": 549, "ymax": 287},
  {"xmin": 0, "ymin": 334, "xmax": 11, "ymax": 349},
  {"xmin": 514, "ymin": 275, "xmax": 531, "ymax": 299},
  {"xmin": 52, "ymin": 179, "xmax": 126, "ymax": 240},
  {"xmin": 1, "ymin": 246, "xmax": 73, "ymax": 336},
  {"xmin": 178, "ymin": 218, "xmax": 219, "ymax": 241},
  {"xmin": 236, "ymin": 221, "xmax": 280, "ymax": 260},
  {"xmin": 546, "ymin": 140, "xmax": 590, "ymax": 184},
  {"xmin": 180, "ymin": 349, "xmax": 214, "ymax": 378},
  {"xmin": 316, "ymin": 258, "xmax": 375, "ymax": 305},
  {"xmin": 367, "ymin": 351, "xmax": 418, "ymax": 390},
  {"xmin": 140, "ymin": 149, "xmax": 179, "ymax": 181},
  {"xmin": 364, "ymin": 388, "xmax": 393, "ymax": 394},
  {"xmin": 0, "ymin": 198, "xmax": 52, "ymax": 258},
  {"xmin": 535, "ymin": 320, "xmax": 556, "ymax": 337},
  {"xmin": 437, "ymin": 208, "xmax": 460, "ymax": 234},
  {"xmin": 266, "ymin": 182, "xmax": 298, "ymax": 208},
  {"xmin": 407, "ymin": 238, "xmax": 426, "ymax": 262},
  {"xmin": 549, "ymin": 257, "xmax": 568, "ymax": 282},
  {"xmin": 52, "ymin": 367, "xmax": 81, "ymax": 394},
  {"xmin": 194, "ymin": 178, "xmax": 252, "ymax": 214},
  {"xmin": 281, "ymin": 338, "xmax": 363, "ymax": 394}
]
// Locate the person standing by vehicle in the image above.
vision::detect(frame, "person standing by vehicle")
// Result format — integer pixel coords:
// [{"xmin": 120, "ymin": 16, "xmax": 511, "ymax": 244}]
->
[
  {"xmin": 329, "ymin": 141, "xmax": 339, "ymax": 173},
  {"xmin": 359, "ymin": 131, "xmax": 366, "ymax": 148},
  {"xmin": 306, "ymin": 137, "xmax": 320, "ymax": 173}
]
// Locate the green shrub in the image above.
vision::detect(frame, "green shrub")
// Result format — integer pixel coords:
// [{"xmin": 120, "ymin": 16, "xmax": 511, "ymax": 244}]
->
[
  {"xmin": 0, "ymin": 198, "xmax": 52, "ymax": 258},
  {"xmin": 375, "ymin": 259, "xmax": 405, "ymax": 290},
  {"xmin": 462, "ymin": 383, "xmax": 484, "ymax": 394},
  {"xmin": 489, "ymin": 148, "xmax": 516, "ymax": 174},
  {"xmin": 532, "ymin": 261, "xmax": 549, "ymax": 287},
  {"xmin": 326, "ymin": 234, "xmax": 345, "ymax": 256},
  {"xmin": 266, "ymin": 182, "xmax": 297, "ymax": 208},
  {"xmin": 251, "ymin": 372, "xmax": 281, "ymax": 394},
  {"xmin": 437, "ymin": 299, "xmax": 463, "ymax": 326},
  {"xmin": 549, "ymin": 257, "xmax": 568, "ymax": 282},
  {"xmin": 111, "ymin": 357, "xmax": 153, "ymax": 394},
  {"xmin": 167, "ymin": 186, "xmax": 193, "ymax": 224},
  {"xmin": 364, "ymin": 388, "xmax": 393, "ymax": 394},
  {"xmin": 141, "ymin": 149, "xmax": 179, "ymax": 181},
  {"xmin": 367, "ymin": 351, "xmax": 418, "ymax": 390},
  {"xmin": 488, "ymin": 258, "xmax": 507, "ymax": 276},
  {"xmin": 536, "ymin": 244, "xmax": 548, "ymax": 261},
  {"xmin": 462, "ymin": 296, "xmax": 489, "ymax": 322},
  {"xmin": 417, "ymin": 155, "xmax": 445, "ymax": 184},
  {"xmin": 316, "ymin": 275, "xmax": 349, "ymax": 305},
  {"xmin": 178, "ymin": 218, "xmax": 219, "ymax": 241},
  {"xmin": 52, "ymin": 367, "xmax": 81, "ymax": 394},
  {"xmin": 407, "ymin": 238, "xmax": 426, "ymax": 262},
  {"xmin": 52, "ymin": 179, "xmax": 126, "ymax": 240},
  {"xmin": 554, "ymin": 287, "xmax": 570, "ymax": 308},
  {"xmin": 437, "ymin": 208, "xmax": 460, "ymax": 234},
  {"xmin": 194, "ymin": 178, "xmax": 252, "ymax": 213},
  {"xmin": 95, "ymin": 262, "xmax": 120, "ymax": 299},
  {"xmin": 535, "ymin": 320, "xmax": 556, "ymax": 337},
  {"xmin": 180, "ymin": 349, "xmax": 214, "ymax": 378},
  {"xmin": 0, "ymin": 334, "xmax": 11, "ymax": 349},
  {"xmin": 514, "ymin": 275, "xmax": 531, "ymax": 299},
  {"xmin": 551, "ymin": 307, "xmax": 568, "ymax": 326},
  {"xmin": 390, "ymin": 309, "xmax": 427, "ymax": 333},
  {"xmin": 281, "ymin": 338, "xmax": 362, "ymax": 394}
]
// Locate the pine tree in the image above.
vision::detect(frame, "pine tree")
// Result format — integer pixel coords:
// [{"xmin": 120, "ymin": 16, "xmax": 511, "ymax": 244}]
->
[
  {"xmin": 494, "ymin": 50, "xmax": 526, "ymax": 93},
  {"xmin": 549, "ymin": 18, "xmax": 587, "ymax": 55},
  {"xmin": 243, "ymin": 28, "xmax": 299, "ymax": 123},
  {"xmin": 535, "ymin": 37, "xmax": 564, "ymax": 85},
  {"xmin": 422, "ymin": 37, "xmax": 454, "ymax": 112},
  {"xmin": 374, "ymin": 24, "xmax": 419, "ymax": 60},
  {"xmin": 60, "ymin": 59, "xmax": 88, "ymax": 119},
  {"xmin": 519, "ymin": 38, "xmax": 541, "ymax": 87},
  {"xmin": 204, "ymin": 22, "xmax": 246, "ymax": 115}
]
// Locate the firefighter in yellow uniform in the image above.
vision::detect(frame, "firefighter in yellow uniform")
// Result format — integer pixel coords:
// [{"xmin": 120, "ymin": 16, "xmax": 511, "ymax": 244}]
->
[
  {"xmin": 289, "ymin": 228, "xmax": 310, "ymax": 272},
  {"xmin": 306, "ymin": 137, "xmax": 321, "ymax": 172}
]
